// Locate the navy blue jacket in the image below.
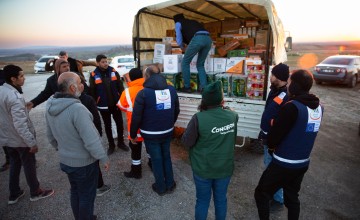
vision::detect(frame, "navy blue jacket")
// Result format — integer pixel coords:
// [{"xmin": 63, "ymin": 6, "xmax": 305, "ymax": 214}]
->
[
  {"xmin": 259, "ymin": 85, "xmax": 288, "ymax": 140},
  {"xmin": 89, "ymin": 66, "xmax": 124, "ymax": 111},
  {"xmin": 130, "ymin": 74, "xmax": 180, "ymax": 140}
]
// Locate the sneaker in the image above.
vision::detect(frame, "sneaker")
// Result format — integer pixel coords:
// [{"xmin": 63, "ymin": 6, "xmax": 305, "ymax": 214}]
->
[
  {"xmin": 96, "ymin": 184, "xmax": 111, "ymax": 197},
  {"xmin": 152, "ymin": 183, "xmax": 166, "ymax": 196},
  {"xmin": 107, "ymin": 147, "xmax": 115, "ymax": 155},
  {"xmin": 0, "ymin": 162, "xmax": 9, "ymax": 172},
  {"xmin": 118, "ymin": 142, "xmax": 129, "ymax": 152},
  {"xmin": 179, "ymin": 87, "xmax": 192, "ymax": 93},
  {"xmin": 8, "ymin": 190, "xmax": 25, "ymax": 205},
  {"xmin": 167, "ymin": 182, "xmax": 176, "ymax": 194},
  {"xmin": 30, "ymin": 189, "xmax": 54, "ymax": 202}
]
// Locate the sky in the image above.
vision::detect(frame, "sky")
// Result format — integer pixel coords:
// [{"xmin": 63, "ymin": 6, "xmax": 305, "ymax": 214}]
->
[{"xmin": 0, "ymin": 0, "xmax": 359, "ymax": 49}]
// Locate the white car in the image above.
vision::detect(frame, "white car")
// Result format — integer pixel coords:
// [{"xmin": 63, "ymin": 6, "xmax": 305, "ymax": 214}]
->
[
  {"xmin": 34, "ymin": 55, "xmax": 58, "ymax": 73},
  {"xmin": 109, "ymin": 55, "xmax": 135, "ymax": 77}
]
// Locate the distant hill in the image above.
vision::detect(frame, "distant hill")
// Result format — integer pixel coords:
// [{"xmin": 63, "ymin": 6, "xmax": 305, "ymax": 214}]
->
[
  {"xmin": 0, "ymin": 45, "xmax": 133, "ymax": 61},
  {"xmin": 292, "ymin": 41, "xmax": 360, "ymax": 54}
]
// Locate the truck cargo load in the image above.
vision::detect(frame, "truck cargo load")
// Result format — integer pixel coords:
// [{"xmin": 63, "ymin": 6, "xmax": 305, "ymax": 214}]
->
[{"xmin": 131, "ymin": 0, "xmax": 287, "ymax": 147}]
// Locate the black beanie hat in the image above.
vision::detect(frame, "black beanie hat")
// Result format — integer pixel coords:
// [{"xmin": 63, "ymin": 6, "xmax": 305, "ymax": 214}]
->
[
  {"xmin": 173, "ymin": 14, "xmax": 184, "ymax": 22},
  {"xmin": 129, "ymin": 68, "xmax": 142, "ymax": 81},
  {"xmin": 271, "ymin": 63, "xmax": 289, "ymax": 82},
  {"xmin": 288, "ymin": 69, "xmax": 313, "ymax": 96},
  {"xmin": 201, "ymin": 81, "xmax": 223, "ymax": 106}
]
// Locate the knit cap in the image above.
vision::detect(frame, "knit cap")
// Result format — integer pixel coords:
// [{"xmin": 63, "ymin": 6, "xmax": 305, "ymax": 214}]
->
[
  {"xmin": 129, "ymin": 68, "xmax": 142, "ymax": 81},
  {"xmin": 201, "ymin": 81, "xmax": 223, "ymax": 106},
  {"xmin": 271, "ymin": 63, "xmax": 289, "ymax": 82},
  {"xmin": 54, "ymin": 58, "xmax": 68, "ymax": 75}
]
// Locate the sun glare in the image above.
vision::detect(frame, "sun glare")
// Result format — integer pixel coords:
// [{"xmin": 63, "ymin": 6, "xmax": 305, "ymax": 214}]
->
[{"xmin": 297, "ymin": 53, "xmax": 319, "ymax": 69}]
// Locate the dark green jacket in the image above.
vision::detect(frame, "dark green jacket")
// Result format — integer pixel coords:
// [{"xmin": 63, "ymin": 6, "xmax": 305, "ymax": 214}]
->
[{"xmin": 183, "ymin": 106, "xmax": 238, "ymax": 179}]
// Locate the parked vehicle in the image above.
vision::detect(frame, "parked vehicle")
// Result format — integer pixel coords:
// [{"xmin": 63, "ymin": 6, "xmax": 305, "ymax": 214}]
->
[
  {"xmin": 110, "ymin": 55, "xmax": 135, "ymax": 77},
  {"xmin": 131, "ymin": 0, "xmax": 287, "ymax": 148},
  {"xmin": 34, "ymin": 55, "xmax": 58, "ymax": 73},
  {"xmin": 313, "ymin": 55, "xmax": 360, "ymax": 88}
]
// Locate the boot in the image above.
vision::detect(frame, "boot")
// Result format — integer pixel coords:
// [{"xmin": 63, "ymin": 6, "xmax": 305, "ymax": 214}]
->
[
  {"xmin": 124, "ymin": 164, "xmax": 142, "ymax": 179},
  {"xmin": 107, "ymin": 142, "xmax": 116, "ymax": 155}
]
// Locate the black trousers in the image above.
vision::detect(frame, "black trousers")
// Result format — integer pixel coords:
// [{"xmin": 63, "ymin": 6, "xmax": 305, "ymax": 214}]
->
[
  {"xmin": 129, "ymin": 141, "xmax": 142, "ymax": 162},
  {"xmin": 2, "ymin": 146, "xmax": 10, "ymax": 163},
  {"xmin": 254, "ymin": 162, "xmax": 308, "ymax": 220},
  {"xmin": 99, "ymin": 106, "xmax": 124, "ymax": 147}
]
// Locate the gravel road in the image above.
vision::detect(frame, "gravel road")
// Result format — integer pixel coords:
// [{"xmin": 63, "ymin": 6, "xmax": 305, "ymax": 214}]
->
[{"xmin": 0, "ymin": 72, "xmax": 359, "ymax": 220}]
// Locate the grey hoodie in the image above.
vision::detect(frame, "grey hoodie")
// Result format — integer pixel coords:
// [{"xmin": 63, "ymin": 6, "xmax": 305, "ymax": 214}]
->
[{"xmin": 46, "ymin": 94, "xmax": 108, "ymax": 167}]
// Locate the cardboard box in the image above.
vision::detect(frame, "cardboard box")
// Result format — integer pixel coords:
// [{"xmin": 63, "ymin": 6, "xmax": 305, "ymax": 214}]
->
[
  {"xmin": 213, "ymin": 58, "xmax": 227, "ymax": 72},
  {"xmin": 226, "ymin": 57, "xmax": 246, "ymax": 74},
  {"xmin": 245, "ymin": 20, "xmax": 259, "ymax": 27},
  {"xmin": 189, "ymin": 55, "xmax": 212, "ymax": 73},
  {"xmin": 222, "ymin": 18, "xmax": 242, "ymax": 34},
  {"xmin": 245, "ymin": 57, "xmax": 262, "ymax": 66},
  {"xmin": 217, "ymin": 39, "xmax": 240, "ymax": 57},
  {"xmin": 203, "ymin": 21, "xmax": 222, "ymax": 40},
  {"xmin": 163, "ymin": 54, "xmax": 182, "ymax": 73},
  {"xmin": 162, "ymin": 37, "xmax": 173, "ymax": 44},
  {"xmin": 220, "ymin": 33, "xmax": 248, "ymax": 39},
  {"xmin": 171, "ymin": 48, "xmax": 183, "ymax": 54},
  {"xmin": 166, "ymin": 29, "xmax": 176, "ymax": 37},
  {"xmin": 239, "ymin": 38, "xmax": 255, "ymax": 49},
  {"xmin": 153, "ymin": 57, "xmax": 163, "ymax": 64},
  {"xmin": 255, "ymin": 30, "xmax": 268, "ymax": 48},
  {"xmin": 154, "ymin": 43, "xmax": 171, "ymax": 58}
]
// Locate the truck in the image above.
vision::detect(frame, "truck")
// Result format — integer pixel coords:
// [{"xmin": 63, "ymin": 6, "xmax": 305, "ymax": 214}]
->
[{"xmin": 131, "ymin": 0, "xmax": 288, "ymax": 149}]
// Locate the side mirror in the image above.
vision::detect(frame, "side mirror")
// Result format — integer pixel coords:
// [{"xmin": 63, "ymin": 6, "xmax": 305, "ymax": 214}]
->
[{"xmin": 285, "ymin": 36, "xmax": 292, "ymax": 52}]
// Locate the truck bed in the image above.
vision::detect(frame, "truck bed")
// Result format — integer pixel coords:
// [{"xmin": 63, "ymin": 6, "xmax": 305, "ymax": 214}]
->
[{"xmin": 175, "ymin": 93, "xmax": 265, "ymax": 139}]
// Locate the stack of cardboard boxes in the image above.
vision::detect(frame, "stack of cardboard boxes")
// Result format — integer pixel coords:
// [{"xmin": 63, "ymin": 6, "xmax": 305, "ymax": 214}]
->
[{"xmin": 152, "ymin": 18, "xmax": 268, "ymax": 99}]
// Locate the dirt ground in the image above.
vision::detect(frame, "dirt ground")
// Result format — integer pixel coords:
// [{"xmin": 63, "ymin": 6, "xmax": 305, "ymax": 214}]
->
[{"xmin": 0, "ymin": 67, "xmax": 359, "ymax": 219}]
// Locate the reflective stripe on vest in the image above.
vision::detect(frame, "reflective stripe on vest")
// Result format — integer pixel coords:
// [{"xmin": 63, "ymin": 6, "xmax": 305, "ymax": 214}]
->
[
  {"xmin": 97, "ymin": 106, "xmax": 108, "ymax": 110},
  {"xmin": 273, "ymin": 92, "xmax": 286, "ymax": 105},
  {"xmin": 140, "ymin": 127, "xmax": 174, "ymax": 135},
  {"xmin": 117, "ymin": 88, "xmax": 133, "ymax": 112},
  {"xmin": 125, "ymin": 88, "xmax": 133, "ymax": 112},
  {"xmin": 273, "ymin": 153, "xmax": 310, "ymax": 164}
]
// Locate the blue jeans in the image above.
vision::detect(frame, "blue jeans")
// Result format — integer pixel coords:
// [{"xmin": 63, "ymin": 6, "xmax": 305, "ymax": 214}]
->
[
  {"xmin": 7, "ymin": 147, "xmax": 40, "ymax": 197},
  {"xmin": 182, "ymin": 35, "xmax": 212, "ymax": 89},
  {"xmin": 193, "ymin": 173, "xmax": 231, "ymax": 220},
  {"xmin": 264, "ymin": 145, "xmax": 284, "ymax": 204},
  {"xmin": 60, "ymin": 162, "xmax": 99, "ymax": 220},
  {"xmin": 144, "ymin": 137, "xmax": 174, "ymax": 193}
]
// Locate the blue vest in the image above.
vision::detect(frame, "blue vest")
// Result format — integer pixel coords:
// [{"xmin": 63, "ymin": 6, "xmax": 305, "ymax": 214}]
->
[
  {"xmin": 139, "ymin": 86, "xmax": 178, "ymax": 140},
  {"xmin": 90, "ymin": 67, "xmax": 120, "ymax": 111},
  {"xmin": 273, "ymin": 100, "xmax": 323, "ymax": 168}
]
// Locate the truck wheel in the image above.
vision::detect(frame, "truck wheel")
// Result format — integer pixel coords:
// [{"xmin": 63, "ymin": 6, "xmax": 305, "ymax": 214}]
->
[
  {"xmin": 348, "ymin": 75, "xmax": 357, "ymax": 88},
  {"xmin": 250, "ymin": 139, "xmax": 264, "ymax": 154}
]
